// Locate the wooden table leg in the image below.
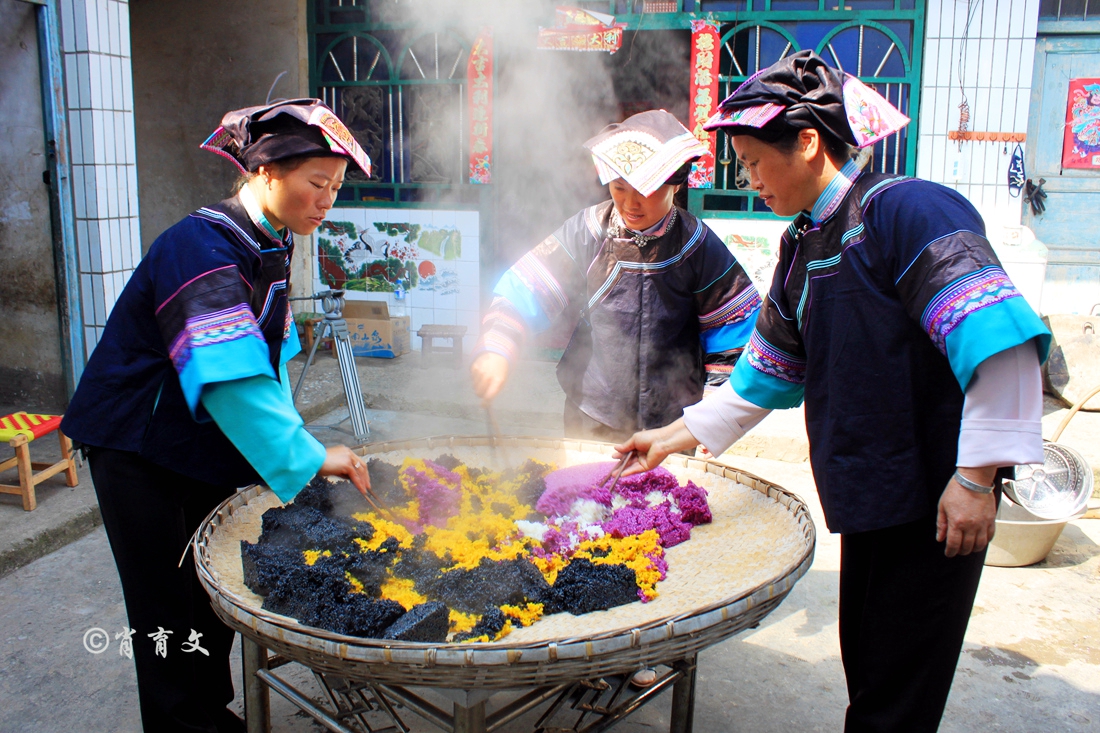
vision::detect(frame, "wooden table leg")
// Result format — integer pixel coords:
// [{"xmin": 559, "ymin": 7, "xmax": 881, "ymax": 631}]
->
[
  {"xmin": 453, "ymin": 700, "xmax": 487, "ymax": 733},
  {"xmin": 243, "ymin": 637, "xmax": 271, "ymax": 733},
  {"xmin": 669, "ymin": 655, "xmax": 697, "ymax": 733}
]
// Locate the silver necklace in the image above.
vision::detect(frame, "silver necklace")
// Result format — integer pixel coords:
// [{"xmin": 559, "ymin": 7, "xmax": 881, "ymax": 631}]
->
[{"xmin": 610, "ymin": 208, "xmax": 678, "ymax": 248}]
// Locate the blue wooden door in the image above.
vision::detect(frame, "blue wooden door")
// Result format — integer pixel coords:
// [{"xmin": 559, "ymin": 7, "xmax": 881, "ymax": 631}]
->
[{"xmin": 1026, "ymin": 34, "xmax": 1100, "ymax": 314}]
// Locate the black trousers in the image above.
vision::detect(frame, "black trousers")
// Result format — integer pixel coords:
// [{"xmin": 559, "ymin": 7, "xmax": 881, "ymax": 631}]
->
[
  {"xmin": 89, "ymin": 447, "xmax": 241, "ymax": 733},
  {"xmin": 839, "ymin": 516, "xmax": 986, "ymax": 733}
]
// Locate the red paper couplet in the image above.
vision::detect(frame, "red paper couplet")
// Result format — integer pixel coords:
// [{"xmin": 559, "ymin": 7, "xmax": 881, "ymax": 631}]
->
[
  {"xmin": 688, "ymin": 20, "xmax": 721, "ymax": 189},
  {"xmin": 468, "ymin": 28, "xmax": 493, "ymax": 184}
]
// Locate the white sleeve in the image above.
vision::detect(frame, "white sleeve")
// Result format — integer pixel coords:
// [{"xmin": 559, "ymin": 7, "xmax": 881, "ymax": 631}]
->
[
  {"xmin": 957, "ymin": 341, "xmax": 1044, "ymax": 468},
  {"xmin": 683, "ymin": 380, "xmax": 772, "ymax": 457}
]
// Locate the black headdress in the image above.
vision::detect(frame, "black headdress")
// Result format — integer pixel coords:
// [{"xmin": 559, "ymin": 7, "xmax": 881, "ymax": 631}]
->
[
  {"xmin": 703, "ymin": 50, "xmax": 908, "ymax": 148},
  {"xmin": 201, "ymin": 98, "xmax": 371, "ymax": 176}
]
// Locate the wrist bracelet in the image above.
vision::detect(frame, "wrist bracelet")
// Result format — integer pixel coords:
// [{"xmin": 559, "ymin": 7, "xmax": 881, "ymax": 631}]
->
[{"xmin": 953, "ymin": 471, "xmax": 995, "ymax": 494}]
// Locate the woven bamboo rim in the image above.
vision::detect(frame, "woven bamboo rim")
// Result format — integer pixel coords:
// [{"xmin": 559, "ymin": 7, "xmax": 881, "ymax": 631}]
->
[{"xmin": 193, "ymin": 436, "xmax": 816, "ymax": 688}]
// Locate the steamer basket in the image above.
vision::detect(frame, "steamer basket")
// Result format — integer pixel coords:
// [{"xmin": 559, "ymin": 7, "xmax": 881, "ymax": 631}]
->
[{"xmin": 193, "ymin": 436, "xmax": 815, "ymax": 689}]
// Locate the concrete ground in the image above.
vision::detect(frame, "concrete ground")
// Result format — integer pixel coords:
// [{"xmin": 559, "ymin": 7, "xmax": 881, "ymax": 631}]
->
[{"xmin": 1, "ymin": 349, "xmax": 1098, "ymax": 731}]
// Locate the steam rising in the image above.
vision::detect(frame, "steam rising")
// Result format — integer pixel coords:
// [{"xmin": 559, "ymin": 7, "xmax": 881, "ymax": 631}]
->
[{"xmin": 352, "ymin": 2, "xmax": 695, "ymax": 431}]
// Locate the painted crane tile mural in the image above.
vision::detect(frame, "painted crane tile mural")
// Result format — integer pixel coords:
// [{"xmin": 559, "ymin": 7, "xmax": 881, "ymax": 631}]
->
[{"xmin": 314, "ymin": 208, "xmax": 480, "ymax": 351}]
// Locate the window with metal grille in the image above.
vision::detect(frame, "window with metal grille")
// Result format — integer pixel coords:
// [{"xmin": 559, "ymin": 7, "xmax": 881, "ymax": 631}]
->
[
  {"xmin": 1039, "ymin": 0, "xmax": 1098, "ymax": 19},
  {"xmin": 310, "ymin": 0, "xmax": 924, "ymax": 219},
  {"xmin": 312, "ymin": 0, "xmax": 478, "ymax": 206}
]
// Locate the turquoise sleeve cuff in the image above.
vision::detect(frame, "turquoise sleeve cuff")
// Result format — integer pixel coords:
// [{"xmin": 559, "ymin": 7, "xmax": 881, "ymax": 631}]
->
[
  {"xmin": 201, "ymin": 374, "xmax": 326, "ymax": 503},
  {"xmin": 177, "ymin": 335, "xmax": 275, "ymax": 417},
  {"xmin": 701, "ymin": 311, "xmax": 758, "ymax": 353},
  {"xmin": 944, "ymin": 296, "xmax": 1051, "ymax": 391},
  {"xmin": 493, "ymin": 270, "xmax": 552, "ymax": 332},
  {"xmin": 281, "ymin": 325, "xmax": 302, "ymax": 365},
  {"xmin": 730, "ymin": 354, "xmax": 805, "ymax": 409}
]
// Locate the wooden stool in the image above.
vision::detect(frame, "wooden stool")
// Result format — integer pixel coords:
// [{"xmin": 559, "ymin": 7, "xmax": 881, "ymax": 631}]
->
[
  {"xmin": 417, "ymin": 324, "xmax": 468, "ymax": 369},
  {"xmin": 0, "ymin": 412, "xmax": 79, "ymax": 511}
]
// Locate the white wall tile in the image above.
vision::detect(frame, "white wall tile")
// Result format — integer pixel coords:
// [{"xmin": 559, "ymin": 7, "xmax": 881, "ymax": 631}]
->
[
  {"xmin": 82, "ymin": 165, "xmax": 98, "ymax": 220},
  {"xmin": 61, "ymin": 0, "xmax": 76, "ymax": 52},
  {"xmin": 930, "ymin": 0, "xmax": 948, "ymax": 37},
  {"xmin": 108, "ymin": 1, "xmax": 120, "ymax": 56},
  {"xmin": 85, "ymin": 216, "xmax": 102, "ymax": 271},
  {"xmin": 454, "ymin": 210, "xmax": 479, "ymax": 237},
  {"xmin": 76, "ymin": 53, "xmax": 91, "ymax": 109},
  {"xmin": 96, "ymin": 165, "xmax": 110, "ymax": 219},
  {"xmin": 90, "ymin": 274, "xmax": 105, "ymax": 325},
  {"xmin": 71, "ymin": 0, "xmax": 88, "ymax": 52},
  {"xmin": 1019, "ymin": 39, "xmax": 1035, "ymax": 89},
  {"xmin": 976, "ymin": 0, "xmax": 994, "ymax": 39},
  {"xmin": 1023, "ymin": 0, "xmax": 1039, "ymax": 38},
  {"xmin": 65, "ymin": 54, "xmax": 80, "ymax": 109},
  {"xmin": 76, "ymin": 220, "xmax": 90, "ymax": 272},
  {"xmin": 113, "ymin": 57, "xmax": 124, "ymax": 111},
  {"xmin": 972, "ymin": 87, "xmax": 992, "ymax": 130},
  {"xmin": 117, "ymin": 166, "xmax": 129, "ymax": 218},
  {"xmin": 88, "ymin": 53, "xmax": 102, "ymax": 109},
  {"xmin": 125, "ymin": 116, "xmax": 136, "ymax": 164},
  {"xmin": 68, "ymin": 112, "xmax": 84, "ymax": 166},
  {"xmin": 71, "ymin": 165, "xmax": 87, "ymax": 220},
  {"xmin": 102, "ymin": 269, "xmax": 115, "ymax": 312},
  {"xmin": 432, "ymin": 210, "xmax": 456, "ymax": 229},
  {"xmin": 118, "ymin": 1, "xmax": 130, "ymax": 58},
  {"xmin": 97, "ymin": 218, "xmax": 112, "ymax": 272},
  {"xmin": 85, "ymin": 2, "xmax": 100, "ymax": 56},
  {"xmin": 460, "ymin": 237, "xmax": 479, "ymax": 263},
  {"xmin": 80, "ymin": 274, "xmax": 94, "ymax": 324},
  {"xmin": 114, "ymin": 111, "xmax": 125, "ymax": 166},
  {"xmin": 110, "ymin": 219, "xmax": 123, "ymax": 272},
  {"xmin": 993, "ymin": 1, "xmax": 1012, "ymax": 40},
  {"xmin": 95, "ymin": 0, "xmax": 110, "ymax": 55},
  {"xmin": 125, "ymin": 165, "xmax": 138, "ymax": 212},
  {"xmin": 457, "ymin": 286, "xmax": 479, "ymax": 312},
  {"xmin": 121, "ymin": 57, "xmax": 133, "ymax": 111},
  {"xmin": 83, "ymin": 326, "xmax": 97, "ymax": 359}
]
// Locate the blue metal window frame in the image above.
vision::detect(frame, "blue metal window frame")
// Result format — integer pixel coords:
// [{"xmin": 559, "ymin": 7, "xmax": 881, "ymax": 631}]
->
[{"xmin": 309, "ymin": 0, "xmax": 924, "ymax": 221}]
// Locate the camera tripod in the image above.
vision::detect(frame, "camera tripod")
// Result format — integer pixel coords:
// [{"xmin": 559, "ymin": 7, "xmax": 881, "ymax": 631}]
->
[{"xmin": 290, "ymin": 289, "xmax": 370, "ymax": 443}]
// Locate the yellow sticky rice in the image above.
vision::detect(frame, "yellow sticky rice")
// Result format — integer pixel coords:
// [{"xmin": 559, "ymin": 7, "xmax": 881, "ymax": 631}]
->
[{"xmin": 306, "ymin": 456, "xmax": 670, "ymax": 643}]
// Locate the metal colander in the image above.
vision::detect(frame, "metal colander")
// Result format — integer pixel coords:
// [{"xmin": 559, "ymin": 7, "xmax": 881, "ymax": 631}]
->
[{"xmin": 1005, "ymin": 442, "xmax": 1093, "ymax": 519}]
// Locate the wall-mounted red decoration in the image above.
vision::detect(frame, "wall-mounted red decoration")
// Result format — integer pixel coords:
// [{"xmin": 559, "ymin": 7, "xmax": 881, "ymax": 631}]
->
[
  {"xmin": 1063, "ymin": 78, "xmax": 1100, "ymax": 169},
  {"xmin": 688, "ymin": 20, "xmax": 720, "ymax": 189},
  {"xmin": 468, "ymin": 28, "xmax": 493, "ymax": 184},
  {"xmin": 537, "ymin": 7, "xmax": 625, "ymax": 54}
]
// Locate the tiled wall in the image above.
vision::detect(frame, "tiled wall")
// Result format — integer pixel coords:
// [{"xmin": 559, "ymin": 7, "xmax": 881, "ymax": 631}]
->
[
  {"xmin": 59, "ymin": 0, "xmax": 140, "ymax": 358},
  {"xmin": 918, "ymin": 0, "xmax": 1040, "ymax": 231}
]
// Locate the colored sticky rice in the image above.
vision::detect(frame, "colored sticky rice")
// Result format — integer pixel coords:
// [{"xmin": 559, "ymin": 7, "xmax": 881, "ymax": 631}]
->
[{"xmin": 240, "ymin": 456, "xmax": 710, "ymax": 642}]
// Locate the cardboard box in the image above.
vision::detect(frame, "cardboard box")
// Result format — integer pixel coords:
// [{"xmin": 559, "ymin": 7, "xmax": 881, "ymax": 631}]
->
[{"xmin": 342, "ymin": 301, "xmax": 411, "ymax": 358}]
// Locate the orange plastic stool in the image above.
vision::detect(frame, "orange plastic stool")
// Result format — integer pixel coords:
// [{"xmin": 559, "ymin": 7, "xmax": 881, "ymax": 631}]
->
[{"xmin": 0, "ymin": 412, "xmax": 79, "ymax": 511}]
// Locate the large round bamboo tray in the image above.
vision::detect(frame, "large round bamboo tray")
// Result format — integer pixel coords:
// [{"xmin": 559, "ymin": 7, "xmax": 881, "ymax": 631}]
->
[{"xmin": 193, "ymin": 436, "xmax": 815, "ymax": 689}]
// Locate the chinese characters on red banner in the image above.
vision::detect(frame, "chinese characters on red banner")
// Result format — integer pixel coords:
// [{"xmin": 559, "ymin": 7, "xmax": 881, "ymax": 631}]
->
[
  {"xmin": 1063, "ymin": 78, "xmax": 1100, "ymax": 169},
  {"xmin": 468, "ymin": 28, "xmax": 493, "ymax": 184},
  {"xmin": 537, "ymin": 7, "xmax": 625, "ymax": 54},
  {"xmin": 689, "ymin": 21, "xmax": 720, "ymax": 188}
]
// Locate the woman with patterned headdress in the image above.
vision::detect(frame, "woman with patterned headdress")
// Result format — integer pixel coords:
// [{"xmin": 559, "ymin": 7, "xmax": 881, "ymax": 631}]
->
[
  {"xmin": 61, "ymin": 100, "xmax": 373, "ymax": 733},
  {"xmin": 614, "ymin": 52, "xmax": 1049, "ymax": 731},
  {"xmin": 471, "ymin": 109, "xmax": 761, "ymax": 443}
]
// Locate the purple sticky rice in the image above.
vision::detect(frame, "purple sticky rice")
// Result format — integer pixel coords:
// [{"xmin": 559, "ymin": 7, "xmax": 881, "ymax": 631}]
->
[
  {"xmin": 401, "ymin": 460, "xmax": 462, "ymax": 528},
  {"xmin": 672, "ymin": 481, "xmax": 712, "ymax": 525},
  {"xmin": 537, "ymin": 461, "xmax": 618, "ymax": 518},
  {"xmin": 602, "ymin": 504, "xmax": 693, "ymax": 548}
]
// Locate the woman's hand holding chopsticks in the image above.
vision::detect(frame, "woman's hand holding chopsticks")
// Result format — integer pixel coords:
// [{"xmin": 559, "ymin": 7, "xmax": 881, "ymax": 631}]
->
[{"xmin": 613, "ymin": 417, "xmax": 701, "ymax": 476}]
